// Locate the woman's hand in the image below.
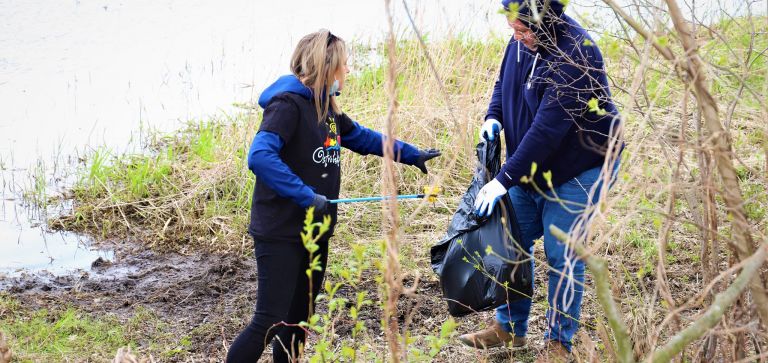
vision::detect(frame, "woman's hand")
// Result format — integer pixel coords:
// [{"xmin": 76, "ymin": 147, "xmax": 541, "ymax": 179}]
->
[
  {"xmin": 414, "ymin": 149, "xmax": 441, "ymax": 174},
  {"xmin": 310, "ymin": 194, "xmax": 329, "ymax": 213}
]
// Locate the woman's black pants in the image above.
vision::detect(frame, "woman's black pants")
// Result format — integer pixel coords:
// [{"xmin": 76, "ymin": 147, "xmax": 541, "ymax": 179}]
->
[{"xmin": 226, "ymin": 238, "xmax": 328, "ymax": 362}]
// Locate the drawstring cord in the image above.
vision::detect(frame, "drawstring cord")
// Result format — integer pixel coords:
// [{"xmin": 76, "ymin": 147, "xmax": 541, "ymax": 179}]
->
[{"xmin": 527, "ymin": 53, "xmax": 540, "ymax": 89}]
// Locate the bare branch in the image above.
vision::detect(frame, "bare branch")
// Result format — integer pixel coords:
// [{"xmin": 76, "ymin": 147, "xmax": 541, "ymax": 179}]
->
[
  {"xmin": 662, "ymin": 0, "xmax": 768, "ymax": 325},
  {"xmin": 602, "ymin": 0, "xmax": 677, "ymax": 62},
  {"xmin": 550, "ymin": 225, "xmax": 635, "ymax": 363},
  {"xmin": 649, "ymin": 244, "xmax": 768, "ymax": 362}
]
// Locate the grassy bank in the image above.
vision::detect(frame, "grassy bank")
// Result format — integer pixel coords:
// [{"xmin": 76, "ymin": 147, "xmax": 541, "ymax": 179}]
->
[
  {"xmin": 0, "ymin": 294, "xmax": 182, "ymax": 361},
  {"xmin": 51, "ymin": 35, "xmax": 508, "ymax": 259},
  {"xmin": 5, "ymin": 15, "xmax": 768, "ymax": 362}
]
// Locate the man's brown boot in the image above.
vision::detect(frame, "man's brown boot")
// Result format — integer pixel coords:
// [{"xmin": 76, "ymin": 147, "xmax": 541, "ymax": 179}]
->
[
  {"xmin": 457, "ymin": 321, "xmax": 526, "ymax": 349},
  {"xmin": 534, "ymin": 340, "xmax": 571, "ymax": 363}
]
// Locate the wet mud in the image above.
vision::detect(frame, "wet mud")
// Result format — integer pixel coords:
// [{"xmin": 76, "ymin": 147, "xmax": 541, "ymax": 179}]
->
[
  {"xmin": 1, "ymin": 240, "xmax": 555, "ymax": 362},
  {"xmin": 2, "ymin": 242, "xmax": 258, "ymax": 359}
]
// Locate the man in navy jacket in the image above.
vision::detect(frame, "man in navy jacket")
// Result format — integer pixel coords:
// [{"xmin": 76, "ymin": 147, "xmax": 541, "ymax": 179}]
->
[{"xmin": 458, "ymin": 0, "xmax": 621, "ymax": 359}]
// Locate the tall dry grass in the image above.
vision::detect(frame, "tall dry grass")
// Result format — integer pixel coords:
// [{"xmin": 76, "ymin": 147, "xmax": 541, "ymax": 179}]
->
[
  {"xmin": 49, "ymin": 8, "xmax": 768, "ymax": 361},
  {"xmin": 52, "ymin": 32, "xmax": 507, "ymax": 257}
]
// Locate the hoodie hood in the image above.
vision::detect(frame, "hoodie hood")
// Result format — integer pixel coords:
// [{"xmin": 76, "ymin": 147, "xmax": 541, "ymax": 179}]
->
[
  {"xmin": 258, "ymin": 74, "xmax": 313, "ymax": 109},
  {"xmin": 502, "ymin": 0, "xmax": 567, "ymax": 55},
  {"xmin": 502, "ymin": 0, "xmax": 565, "ymax": 25}
]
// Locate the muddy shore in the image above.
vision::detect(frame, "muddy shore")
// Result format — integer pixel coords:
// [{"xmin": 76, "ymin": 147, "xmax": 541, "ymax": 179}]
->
[
  {"xmin": 2, "ymin": 239, "xmax": 555, "ymax": 362},
  {"xmin": 3, "ymin": 241, "xmax": 258, "ymax": 360}
]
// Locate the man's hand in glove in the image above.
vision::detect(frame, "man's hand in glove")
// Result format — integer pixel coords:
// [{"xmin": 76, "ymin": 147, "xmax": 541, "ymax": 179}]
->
[
  {"xmin": 473, "ymin": 179, "xmax": 507, "ymax": 217},
  {"xmin": 480, "ymin": 119, "xmax": 502, "ymax": 141}
]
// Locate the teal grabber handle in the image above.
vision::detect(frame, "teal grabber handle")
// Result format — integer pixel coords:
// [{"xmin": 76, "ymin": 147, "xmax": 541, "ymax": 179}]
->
[{"xmin": 329, "ymin": 194, "xmax": 426, "ymax": 204}]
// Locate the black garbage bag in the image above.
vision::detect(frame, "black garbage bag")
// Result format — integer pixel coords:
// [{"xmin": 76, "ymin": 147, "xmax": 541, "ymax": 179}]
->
[{"xmin": 430, "ymin": 138, "xmax": 533, "ymax": 317}]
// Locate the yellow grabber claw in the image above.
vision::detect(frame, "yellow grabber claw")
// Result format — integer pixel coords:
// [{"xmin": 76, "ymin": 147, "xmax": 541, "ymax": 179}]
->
[{"xmin": 423, "ymin": 186, "xmax": 443, "ymax": 203}]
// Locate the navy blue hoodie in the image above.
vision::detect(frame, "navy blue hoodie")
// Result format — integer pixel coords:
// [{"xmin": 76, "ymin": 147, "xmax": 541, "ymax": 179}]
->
[
  {"xmin": 490, "ymin": 0, "xmax": 620, "ymax": 190},
  {"xmin": 248, "ymin": 75, "xmax": 421, "ymax": 242}
]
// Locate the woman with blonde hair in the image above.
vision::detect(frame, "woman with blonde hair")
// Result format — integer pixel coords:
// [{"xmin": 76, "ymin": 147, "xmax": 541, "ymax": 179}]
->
[{"xmin": 227, "ymin": 29, "xmax": 440, "ymax": 362}]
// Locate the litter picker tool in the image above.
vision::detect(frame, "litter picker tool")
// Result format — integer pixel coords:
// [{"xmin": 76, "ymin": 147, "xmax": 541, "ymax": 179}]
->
[{"xmin": 329, "ymin": 186, "xmax": 442, "ymax": 204}]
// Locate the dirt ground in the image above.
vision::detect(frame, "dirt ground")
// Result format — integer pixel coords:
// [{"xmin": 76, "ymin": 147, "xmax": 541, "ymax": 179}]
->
[
  {"xmin": 3, "ymin": 238, "xmax": 583, "ymax": 362},
  {"xmin": 3, "ymin": 240, "xmax": 257, "ymax": 361}
]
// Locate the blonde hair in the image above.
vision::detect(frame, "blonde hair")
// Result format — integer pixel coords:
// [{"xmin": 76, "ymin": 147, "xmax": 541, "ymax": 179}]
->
[{"xmin": 290, "ymin": 29, "xmax": 347, "ymax": 122}]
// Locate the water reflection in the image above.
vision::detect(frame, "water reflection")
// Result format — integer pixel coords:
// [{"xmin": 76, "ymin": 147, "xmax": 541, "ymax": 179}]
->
[{"xmin": 0, "ymin": 197, "xmax": 113, "ymax": 277}]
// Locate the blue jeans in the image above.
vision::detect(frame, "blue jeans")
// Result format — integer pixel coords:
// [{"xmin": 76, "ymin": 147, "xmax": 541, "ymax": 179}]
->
[{"xmin": 495, "ymin": 165, "xmax": 613, "ymax": 351}]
